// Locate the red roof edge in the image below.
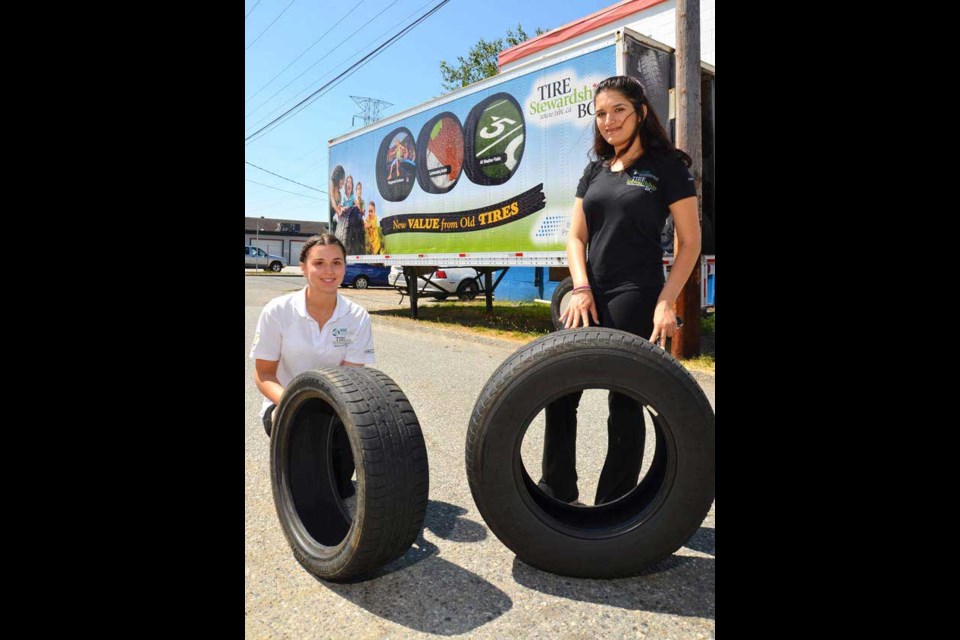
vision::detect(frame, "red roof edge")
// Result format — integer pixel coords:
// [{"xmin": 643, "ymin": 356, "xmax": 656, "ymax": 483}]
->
[{"xmin": 498, "ymin": 0, "xmax": 667, "ymax": 68}]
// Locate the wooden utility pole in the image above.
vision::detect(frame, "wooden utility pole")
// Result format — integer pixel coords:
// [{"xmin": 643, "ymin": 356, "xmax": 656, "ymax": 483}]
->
[{"xmin": 672, "ymin": 0, "xmax": 702, "ymax": 359}]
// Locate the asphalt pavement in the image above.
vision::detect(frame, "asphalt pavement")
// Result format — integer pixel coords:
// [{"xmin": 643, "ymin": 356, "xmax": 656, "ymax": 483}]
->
[{"xmin": 245, "ymin": 274, "xmax": 715, "ymax": 639}]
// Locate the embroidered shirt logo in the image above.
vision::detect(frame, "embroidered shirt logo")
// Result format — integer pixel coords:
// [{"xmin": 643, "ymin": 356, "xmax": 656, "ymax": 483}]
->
[
  {"xmin": 331, "ymin": 327, "xmax": 353, "ymax": 347},
  {"xmin": 625, "ymin": 169, "xmax": 658, "ymax": 192}
]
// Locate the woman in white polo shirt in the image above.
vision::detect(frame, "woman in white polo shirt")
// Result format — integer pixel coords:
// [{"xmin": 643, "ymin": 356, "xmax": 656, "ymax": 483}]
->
[{"xmin": 250, "ymin": 233, "xmax": 376, "ymax": 496}]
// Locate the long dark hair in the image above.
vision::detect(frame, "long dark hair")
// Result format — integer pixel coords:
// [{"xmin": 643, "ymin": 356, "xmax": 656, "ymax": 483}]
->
[{"xmin": 592, "ymin": 75, "xmax": 692, "ymax": 168}]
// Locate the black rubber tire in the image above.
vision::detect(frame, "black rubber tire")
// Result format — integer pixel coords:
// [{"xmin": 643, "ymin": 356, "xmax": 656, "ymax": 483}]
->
[
  {"xmin": 465, "ymin": 328, "xmax": 714, "ymax": 578},
  {"xmin": 375, "ymin": 127, "xmax": 416, "ymax": 202},
  {"xmin": 456, "ymin": 279, "xmax": 478, "ymax": 302},
  {"xmin": 353, "ymin": 275, "xmax": 369, "ymax": 290},
  {"xmin": 269, "ymin": 261, "xmax": 283, "ymax": 273},
  {"xmin": 550, "ymin": 276, "xmax": 574, "ymax": 331},
  {"xmin": 271, "ymin": 367, "xmax": 429, "ymax": 581}
]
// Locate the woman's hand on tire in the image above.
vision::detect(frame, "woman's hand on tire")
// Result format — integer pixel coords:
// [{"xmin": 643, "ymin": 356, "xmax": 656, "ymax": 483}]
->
[
  {"xmin": 649, "ymin": 300, "xmax": 678, "ymax": 347},
  {"xmin": 561, "ymin": 290, "xmax": 598, "ymax": 329}
]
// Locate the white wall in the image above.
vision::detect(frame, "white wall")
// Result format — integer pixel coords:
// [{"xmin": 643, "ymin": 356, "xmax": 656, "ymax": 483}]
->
[
  {"xmin": 501, "ymin": 0, "xmax": 714, "ymax": 71},
  {"xmin": 290, "ymin": 240, "xmax": 306, "ymax": 265},
  {"xmin": 246, "ymin": 234, "xmax": 286, "ymax": 261},
  {"xmin": 627, "ymin": 0, "xmax": 714, "ymax": 65}
]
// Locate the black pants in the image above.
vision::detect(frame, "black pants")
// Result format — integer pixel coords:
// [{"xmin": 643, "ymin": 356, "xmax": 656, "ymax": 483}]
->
[
  {"xmin": 539, "ymin": 285, "xmax": 660, "ymax": 504},
  {"xmin": 263, "ymin": 403, "xmax": 356, "ymax": 497}
]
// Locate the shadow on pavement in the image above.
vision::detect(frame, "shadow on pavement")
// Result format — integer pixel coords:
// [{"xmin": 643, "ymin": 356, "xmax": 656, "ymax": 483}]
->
[
  {"xmin": 319, "ymin": 505, "xmax": 511, "ymax": 635},
  {"xmin": 511, "ymin": 549, "xmax": 714, "ymax": 620},
  {"xmin": 684, "ymin": 526, "xmax": 714, "ymax": 556},
  {"xmin": 424, "ymin": 500, "xmax": 488, "ymax": 543}
]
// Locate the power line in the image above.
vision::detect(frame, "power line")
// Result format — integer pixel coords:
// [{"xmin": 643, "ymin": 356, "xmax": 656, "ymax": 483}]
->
[
  {"xmin": 245, "ymin": 0, "xmax": 262, "ymax": 20},
  {"xmin": 246, "ymin": 178, "xmax": 322, "ymax": 199},
  {"xmin": 246, "ymin": 192, "xmax": 302, "ymax": 210},
  {"xmin": 248, "ymin": 198, "xmax": 320, "ymax": 218},
  {"xmin": 245, "ymin": 161, "xmax": 326, "ymax": 192},
  {"xmin": 245, "ymin": 0, "xmax": 450, "ymax": 145},
  {"xmin": 245, "ymin": 0, "xmax": 399, "ymax": 122},
  {"xmin": 281, "ymin": 142, "xmax": 327, "ymax": 172},
  {"xmin": 292, "ymin": 156, "xmax": 326, "ymax": 178},
  {"xmin": 244, "ymin": 0, "xmax": 432, "ymax": 131},
  {"xmin": 245, "ymin": 0, "xmax": 366, "ymax": 105},
  {"xmin": 247, "ymin": 2, "xmax": 439, "ymax": 177},
  {"xmin": 245, "ymin": 0, "xmax": 298, "ymax": 53}
]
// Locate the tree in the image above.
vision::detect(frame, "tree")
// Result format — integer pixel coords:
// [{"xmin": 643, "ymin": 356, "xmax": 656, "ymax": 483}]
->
[{"xmin": 439, "ymin": 24, "xmax": 545, "ymax": 92}]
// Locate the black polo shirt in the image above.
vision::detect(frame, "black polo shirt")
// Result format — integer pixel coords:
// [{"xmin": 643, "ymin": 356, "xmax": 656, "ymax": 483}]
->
[{"xmin": 576, "ymin": 153, "xmax": 696, "ymax": 291}]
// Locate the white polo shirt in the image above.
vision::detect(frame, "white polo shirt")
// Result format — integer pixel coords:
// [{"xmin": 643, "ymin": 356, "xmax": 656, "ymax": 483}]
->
[{"xmin": 249, "ymin": 288, "xmax": 376, "ymax": 417}]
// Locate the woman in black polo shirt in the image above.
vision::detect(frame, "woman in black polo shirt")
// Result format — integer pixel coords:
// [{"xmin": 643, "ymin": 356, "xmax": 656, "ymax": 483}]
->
[{"xmin": 539, "ymin": 75, "xmax": 701, "ymax": 506}]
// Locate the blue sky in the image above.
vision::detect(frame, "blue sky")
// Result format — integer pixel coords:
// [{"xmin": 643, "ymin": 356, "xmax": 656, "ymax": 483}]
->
[{"xmin": 244, "ymin": 0, "xmax": 616, "ymax": 223}]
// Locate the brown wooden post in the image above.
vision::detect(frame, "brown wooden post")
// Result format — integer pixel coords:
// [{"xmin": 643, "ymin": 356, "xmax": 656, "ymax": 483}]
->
[{"xmin": 672, "ymin": 0, "xmax": 702, "ymax": 359}]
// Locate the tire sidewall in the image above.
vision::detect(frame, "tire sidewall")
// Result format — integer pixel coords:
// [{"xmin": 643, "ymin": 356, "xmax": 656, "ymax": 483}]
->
[
  {"xmin": 271, "ymin": 371, "xmax": 363, "ymax": 577},
  {"xmin": 550, "ymin": 276, "xmax": 573, "ymax": 330},
  {"xmin": 468, "ymin": 335, "xmax": 714, "ymax": 575}
]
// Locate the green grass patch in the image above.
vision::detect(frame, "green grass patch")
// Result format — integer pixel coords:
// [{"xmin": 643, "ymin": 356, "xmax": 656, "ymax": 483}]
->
[
  {"xmin": 680, "ymin": 353, "xmax": 715, "ymax": 374},
  {"xmin": 373, "ymin": 301, "xmax": 716, "ymax": 375},
  {"xmin": 371, "ymin": 300, "xmax": 554, "ymax": 341}
]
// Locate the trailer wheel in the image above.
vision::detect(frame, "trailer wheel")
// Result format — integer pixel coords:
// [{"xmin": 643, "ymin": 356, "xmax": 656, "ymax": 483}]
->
[
  {"xmin": 550, "ymin": 276, "xmax": 574, "ymax": 331},
  {"xmin": 271, "ymin": 367, "xmax": 429, "ymax": 581},
  {"xmin": 465, "ymin": 328, "xmax": 715, "ymax": 578}
]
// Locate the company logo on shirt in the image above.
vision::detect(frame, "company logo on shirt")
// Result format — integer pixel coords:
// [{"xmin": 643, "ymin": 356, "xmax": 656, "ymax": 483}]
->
[
  {"xmin": 625, "ymin": 169, "xmax": 658, "ymax": 192},
  {"xmin": 332, "ymin": 326, "xmax": 353, "ymax": 347}
]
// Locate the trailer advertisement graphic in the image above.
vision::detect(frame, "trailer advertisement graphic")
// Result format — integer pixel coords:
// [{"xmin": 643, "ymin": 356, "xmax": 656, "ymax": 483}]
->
[
  {"xmin": 329, "ymin": 45, "xmax": 614, "ymax": 257},
  {"xmin": 381, "ymin": 184, "xmax": 545, "ymax": 235}
]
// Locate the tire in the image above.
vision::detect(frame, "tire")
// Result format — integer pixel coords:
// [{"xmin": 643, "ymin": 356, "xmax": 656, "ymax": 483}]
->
[
  {"xmin": 463, "ymin": 92, "xmax": 526, "ymax": 186},
  {"xmin": 550, "ymin": 276, "xmax": 574, "ymax": 331},
  {"xmin": 375, "ymin": 127, "xmax": 416, "ymax": 202},
  {"xmin": 271, "ymin": 367, "xmax": 429, "ymax": 581},
  {"xmin": 456, "ymin": 279, "xmax": 478, "ymax": 302},
  {"xmin": 465, "ymin": 328, "xmax": 714, "ymax": 578},
  {"xmin": 415, "ymin": 111, "xmax": 464, "ymax": 194},
  {"xmin": 353, "ymin": 275, "xmax": 369, "ymax": 290},
  {"xmin": 269, "ymin": 261, "xmax": 283, "ymax": 273}
]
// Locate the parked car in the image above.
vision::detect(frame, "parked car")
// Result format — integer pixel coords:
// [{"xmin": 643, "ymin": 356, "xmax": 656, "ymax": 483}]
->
[
  {"xmin": 245, "ymin": 246, "xmax": 286, "ymax": 272},
  {"xmin": 389, "ymin": 266, "xmax": 482, "ymax": 301},
  {"xmin": 342, "ymin": 263, "xmax": 391, "ymax": 289}
]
